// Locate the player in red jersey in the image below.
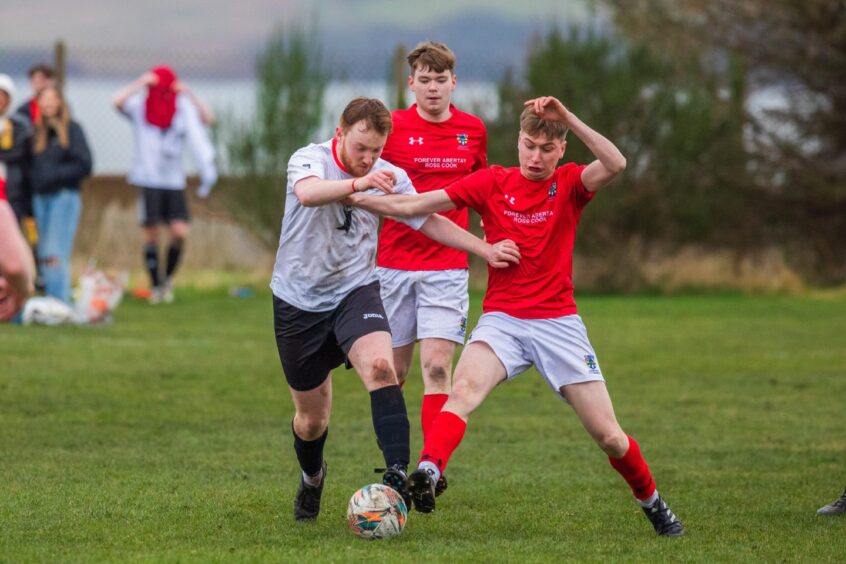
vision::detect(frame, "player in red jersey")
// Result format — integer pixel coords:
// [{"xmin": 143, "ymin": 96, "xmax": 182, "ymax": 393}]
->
[
  {"xmin": 377, "ymin": 42, "xmax": 487, "ymax": 496},
  {"xmin": 348, "ymin": 96, "xmax": 685, "ymax": 536}
]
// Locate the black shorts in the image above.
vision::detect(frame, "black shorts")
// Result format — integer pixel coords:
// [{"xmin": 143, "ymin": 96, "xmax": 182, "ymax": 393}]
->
[
  {"xmin": 138, "ymin": 187, "xmax": 190, "ymax": 226},
  {"xmin": 273, "ymin": 281, "xmax": 391, "ymax": 391}
]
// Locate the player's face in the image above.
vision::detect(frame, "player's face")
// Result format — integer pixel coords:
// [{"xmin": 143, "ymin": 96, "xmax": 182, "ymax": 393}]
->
[
  {"xmin": 518, "ymin": 131, "xmax": 566, "ymax": 181},
  {"xmin": 336, "ymin": 121, "xmax": 388, "ymax": 177},
  {"xmin": 409, "ymin": 66, "xmax": 456, "ymax": 120}
]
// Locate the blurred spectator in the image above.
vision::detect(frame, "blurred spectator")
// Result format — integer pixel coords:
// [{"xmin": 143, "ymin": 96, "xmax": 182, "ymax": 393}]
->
[
  {"xmin": 0, "ymin": 74, "xmax": 34, "ymax": 223},
  {"xmin": 30, "ymin": 86, "xmax": 92, "ymax": 305},
  {"xmin": 15, "ymin": 63, "xmax": 56, "ymax": 125},
  {"xmin": 0, "ymin": 164, "xmax": 35, "ymax": 322},
  {"xmin": 112, "ymin": 66, "xmax": 217, "ymax": 304}
]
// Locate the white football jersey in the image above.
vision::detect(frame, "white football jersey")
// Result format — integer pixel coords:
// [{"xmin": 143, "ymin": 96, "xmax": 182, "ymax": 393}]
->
[{"xmin": 270, "ymin": 140, "xmax": 427, "ymax": 311}]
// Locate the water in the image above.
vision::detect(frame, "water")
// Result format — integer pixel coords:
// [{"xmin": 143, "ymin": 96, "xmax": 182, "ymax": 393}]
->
[{"xmin": 9, "ymin": 77, "xmax": 500, "ymax": 174}]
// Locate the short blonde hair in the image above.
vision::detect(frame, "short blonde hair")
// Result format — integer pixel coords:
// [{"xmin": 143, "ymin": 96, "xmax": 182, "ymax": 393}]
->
[
  {"xmin": 519, "ymin": 106, "xmax": 568, "ymax": 141},
  {"xmin": 339, "ymin": 97, "xmax": 393, "ymax": 136},
  {"xmin": 407, "ymin": 41, "xmax": 456, "ymax": 74}
]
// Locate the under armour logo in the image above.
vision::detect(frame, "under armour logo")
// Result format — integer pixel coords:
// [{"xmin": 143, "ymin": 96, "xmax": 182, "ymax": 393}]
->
[{"xmin": 408, "ymin": 136, "xmax": 424, "ymax": 145}]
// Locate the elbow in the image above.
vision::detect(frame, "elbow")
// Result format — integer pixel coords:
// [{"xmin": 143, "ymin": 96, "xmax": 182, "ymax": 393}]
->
[
  {"xmin": 610, "ymin": 156, "xmax": 627, "ymax": 176},
  {"xmin": 293, "ymin": 187, "xmax": 317, "ymax": 207}
]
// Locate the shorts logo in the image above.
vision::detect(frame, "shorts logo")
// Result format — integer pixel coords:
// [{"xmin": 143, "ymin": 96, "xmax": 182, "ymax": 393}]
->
[
  {"xmin": 363, "ymin": 313, "xmax": 385, "ymax": 320},
  {"xmin": 458, "ymin": 316, "xmax": 467, "ymax": 337},
  {"xmin": 584, "ymin": 355, "xmax": 597, "ymax": 370},
  {"xmin": 456, "ymin": 133, "xmax": 469, "ymax": 146}
]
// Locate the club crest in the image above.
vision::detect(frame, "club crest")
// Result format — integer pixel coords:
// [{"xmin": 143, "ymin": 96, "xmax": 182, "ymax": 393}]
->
[{"xmin": 456, "ymin": 133, "xmax": 469, "ymax": 146}]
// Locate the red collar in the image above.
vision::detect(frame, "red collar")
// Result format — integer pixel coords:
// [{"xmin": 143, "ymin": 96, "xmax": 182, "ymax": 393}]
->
[{"xmin": 331, "ymin": 137, "xmax": 350, "ymax": 175}]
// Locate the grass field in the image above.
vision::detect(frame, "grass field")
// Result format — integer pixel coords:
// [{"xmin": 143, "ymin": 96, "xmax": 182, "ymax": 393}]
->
[{"xmin": 1, "ymin": 289, "xmax": 845, "ymax": 562}]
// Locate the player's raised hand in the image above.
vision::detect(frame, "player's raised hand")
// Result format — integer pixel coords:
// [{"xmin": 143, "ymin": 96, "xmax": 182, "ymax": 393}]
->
[
  {"xmin": 524, "ymin": 96, "xmax": 570, "ymax": 124},
  {"xmin": 486, "ymin": 239, "xmax": 521, "ymax": 268},
  {"xmin": 354, "ymin": 169, "xmax": 398, "ymax": 195}
]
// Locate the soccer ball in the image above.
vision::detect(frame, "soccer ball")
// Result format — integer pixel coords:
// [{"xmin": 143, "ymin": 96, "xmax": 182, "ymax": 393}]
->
[{"xmin": 347, "ymin": 483, "xmax": 408, "ymax": 540}]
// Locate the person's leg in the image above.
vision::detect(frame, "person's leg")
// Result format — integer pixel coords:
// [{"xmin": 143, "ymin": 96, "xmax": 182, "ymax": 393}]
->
[
  {"xmin": 392, "ymin": 343, "xmax": 415, "ymax": 388},
  {"xmin": 162, "ymin": 220, "xmax": 189, "ymax": 302},
  {"xmin": 143, "ymin": 225, "xmax": 161, "ymax": 297},
  {"xmin": 289, "ymin": 377, "xmax": 332, "ymax": 521},
  {"xmin": 50, "ymin": 190, "xmax": 81, "ymax": 304},
  {"xmin": 33, "ymin": 193, "xmax": 65, "ymax": 302},
  {"xmin": 418, "ymin": 338, "xmax": 455, "ymax": 436},
  {"xmin": 562, "ymin": 381, "xmax": 683, "ymax": 536}
]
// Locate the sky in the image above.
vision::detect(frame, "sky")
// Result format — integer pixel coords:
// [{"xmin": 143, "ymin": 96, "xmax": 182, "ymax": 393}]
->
[{"xmin": 5, "ymin": 1, "xmax": 602, "ymax": 77}]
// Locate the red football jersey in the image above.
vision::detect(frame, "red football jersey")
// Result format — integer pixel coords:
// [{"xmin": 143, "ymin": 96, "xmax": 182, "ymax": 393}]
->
[
  {"xmin": 0, "ymin": 176, "xmax": 6, "ymax": 202},
  {"xmin": 377, "ymin": 105, "xmax": 487, "ymax": 270},
  {"xmin": 445, "ymin": 163, "xmax": 592, "ymax": 319}
]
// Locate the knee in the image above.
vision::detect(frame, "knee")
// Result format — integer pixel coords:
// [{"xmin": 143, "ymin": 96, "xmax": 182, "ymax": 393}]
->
[
  {"xmin": 595, "ymin": 430, "xmax": 629, "ymax": 458},
  {"xmin": 423, "ymin": 361, "xmax": 450, "ymax": 388},
  {"xmin": 450, "ymin": 377, "xmax": 479, "ymax": 401},
  {"xmin": 369, "ymin": 357, "xmax": 397, "ymax": 387},
  {"xmin": 295, "ymin": 413, "xmax": 329, "ymax": 440}
]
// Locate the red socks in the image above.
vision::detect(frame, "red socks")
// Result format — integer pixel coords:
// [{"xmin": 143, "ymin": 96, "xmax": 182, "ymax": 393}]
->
[
  {"xmin": 608, "ymin": 435, "xmax": 656, "ymax": 501},
  {"xmin": 418, "ymin": 410, "xmax": 466, "ymax": 473},
  {"xmin": 420, "ymin": 393, "xmax": 448, "ymax": 438}
]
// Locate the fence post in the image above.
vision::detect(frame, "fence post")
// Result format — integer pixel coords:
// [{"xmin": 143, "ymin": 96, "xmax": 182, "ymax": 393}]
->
[
  {"xmin": 54, "ymin": 40, "xmax": 66, "ymax": 90},
  {"xmin": 391, "ymin": 44, "xmax": 406, "ymax": 110}
]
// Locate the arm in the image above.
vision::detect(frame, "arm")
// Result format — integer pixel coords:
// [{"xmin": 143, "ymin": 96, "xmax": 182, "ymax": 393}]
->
[
  {"xmin": 50, "ymin": 123, "xmax": 93, "ymax": 183},
  {"xmin": 175, "ymin": 82, "xmax": 215, "ymax": 125},
  {"xmin": 182, "ymin": 100, "xmax": 217, "ymax": 197},
  {"xmin": 346, "ymin": 188, "xmax": 455, "ymax": 218},
  {"xmin": 0, "ymin": 201, "xmax": 35, "ymax": 321},
  {"xmin": 418, "ymin": 214, "xmax": 520, "ymax": 269},
  {"xmin": 525, "ymin": 96, "xmax": 626, "ymax": 192},
  {"xmin": 293, "ymin": 168, "xmax": 398, "ymax": 208},
  {"xmin": 112, "ymin": 72, "xmax": 155, "ymax": 112}
]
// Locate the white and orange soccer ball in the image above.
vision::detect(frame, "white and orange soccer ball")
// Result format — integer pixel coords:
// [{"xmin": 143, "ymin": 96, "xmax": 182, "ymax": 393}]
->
[{"xmin": 347, "ymin": 483, "xmax": 408, "ymax": 540}]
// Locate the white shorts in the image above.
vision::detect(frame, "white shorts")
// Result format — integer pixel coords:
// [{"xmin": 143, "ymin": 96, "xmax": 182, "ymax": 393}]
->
[
  {"xmin": 376, "ymin": 267, "xmax": 469, "ymax": 348},
  {"xmin": 468, "ymin": 312, "xmax": 605, "ymax": 396}
]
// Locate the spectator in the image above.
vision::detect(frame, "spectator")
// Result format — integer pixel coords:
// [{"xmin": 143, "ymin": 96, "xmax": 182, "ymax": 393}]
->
[
  {"xmin": 0, "ymin": 164, "xmax": 35, "ymax": 322},
  {"xmin": 30, "ymin": 86, "xmax": 92, "ymax": 305},
  {"xmin": 112, "ymin": 66, "xmax": 217, "ymax": 304},
  {"xmin": 15, "ymin": 63, "xmax": 56, "ymax": 125},
  {"xmin": 0, "ymin": 74, "xmax": 34, "ymax": 223}
]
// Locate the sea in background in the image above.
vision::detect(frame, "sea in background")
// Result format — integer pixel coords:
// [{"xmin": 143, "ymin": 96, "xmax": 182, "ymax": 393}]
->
[{"xmin": 8, "ymin": 77, "xmax": 500, "ymax": 175}]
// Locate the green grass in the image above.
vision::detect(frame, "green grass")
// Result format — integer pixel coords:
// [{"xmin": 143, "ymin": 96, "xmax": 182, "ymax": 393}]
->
[{"xmin": 1, "ymin": 289, "xmax": 845, "ymax": 562}]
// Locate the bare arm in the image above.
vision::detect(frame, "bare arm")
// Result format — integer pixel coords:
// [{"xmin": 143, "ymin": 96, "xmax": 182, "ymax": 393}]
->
[
  {"xmin": 0, "ymin": 201, "xmax": 35, "ymax": 321},
  {"xmin": 293, "ymin": 169, "xmax": 398, "ymax": 207},
  {"xmin": 112, "ymin": 72, "xmax": 155, "ymax": 111},
  {"xmin": 525, "ymin": 96, "xmax": 626, "ymax": 192},
  {"xmin": 418, "ymin": 214, "xmax": 520, "ymax": 269},
  {"xmin": 176, "ymin": 82, "xmax": 215, "ymax": 125},
  {"xmin": 346, "ymin": 189, "xmax": 456, "ymax": 218}
]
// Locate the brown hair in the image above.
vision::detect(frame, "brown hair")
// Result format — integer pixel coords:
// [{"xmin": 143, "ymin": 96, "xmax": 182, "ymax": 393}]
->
[
  {"xmin": 339, "ymin": 97, "xmax": 392, "ymax": 136},
  {"xmin": 407, "ymin": 41, "xmax": 456, "ymax": 74},
  {"xmin": 28, "ymin": 63, "xmax": 55, "ymax": 79},
  {"xmin": 519, "ymin": 106, "xmax": 568, "ymax": 141},
  {"xmin": 33, "ymin": 86, "xmax": 70, "ymax": 154}
]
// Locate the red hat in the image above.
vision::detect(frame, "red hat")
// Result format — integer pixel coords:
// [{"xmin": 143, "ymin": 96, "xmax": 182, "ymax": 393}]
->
[{"xmin": 145, "ymin": 65, "xmax": 178, "ymax": 129}]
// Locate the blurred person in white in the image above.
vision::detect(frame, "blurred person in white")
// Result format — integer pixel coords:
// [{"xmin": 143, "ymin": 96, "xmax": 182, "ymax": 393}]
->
[
  {"xmin": 0, "ymin": 163, "xmax": 35, "ymax": 322},
  {"xmin": 30, "ymin": 86, "xmax": 92, "ymax": 305},
  {"xmin": 113, "ymin": 66, "xmax": 217, "ymax": 304}
]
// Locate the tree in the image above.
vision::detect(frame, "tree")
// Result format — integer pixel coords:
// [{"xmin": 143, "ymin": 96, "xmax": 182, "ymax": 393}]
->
[
  {"xmin": 223, "ymin": 26, "xmax": 328, "ymax": 247},
  {"xmin": 605, "ymin": 0, "xmax": 846, "ymax": 281}
]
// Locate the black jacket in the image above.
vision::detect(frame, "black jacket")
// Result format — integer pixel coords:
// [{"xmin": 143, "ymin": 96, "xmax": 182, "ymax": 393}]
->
[
  {"xmin": 30, "ymin": 120, "xmax": 93, "ymax": 195},
  {"xmin": 0, "ymin": 112, "xmax": 33, "ymax": 218}
]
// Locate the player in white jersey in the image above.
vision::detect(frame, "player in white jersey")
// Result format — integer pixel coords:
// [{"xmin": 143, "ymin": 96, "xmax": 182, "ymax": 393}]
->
[{"xmin": 271, "ymin": 97, "xmax": 519, "ymax": 521}]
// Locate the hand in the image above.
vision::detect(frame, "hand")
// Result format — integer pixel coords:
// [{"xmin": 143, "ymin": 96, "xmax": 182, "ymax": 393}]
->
[
  {"xmin": 342, "ymin": 192, "xmax": 366, "ymax": 207},
  {"xmin": 197, "ymin": 183, "xmax": 213, "ymax": 199},
  {"xmin": 173, "ymin": 80, "xmax": 188, "ymax": 93},
  {"xmin": 485, "ymin": 239, "xmax": 520, "ymax": 269},
  {"xmin": 141, "ymin": 72, "xmax": 158, "ymax": 87},
  {"xmin": 524, "ymin": 96, "xmax": 571, "ymax": 124},
  {"xmin": 353, "ymin": 169, "xmax": 397, "ymax": 195},
  {"xmin": 0, "ymin": 277, "xmax": 26, "ymax": 322}
]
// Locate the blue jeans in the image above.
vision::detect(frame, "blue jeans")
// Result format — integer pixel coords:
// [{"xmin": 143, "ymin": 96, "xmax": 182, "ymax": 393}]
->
[{"xmin": 33, "ymin": 189, "xmax": 82, "ymax": 305}]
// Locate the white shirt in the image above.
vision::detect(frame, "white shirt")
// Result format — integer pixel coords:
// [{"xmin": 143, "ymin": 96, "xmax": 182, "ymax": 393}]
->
[
  {"xmin": 270, "ymin": 140, "xmax": 428, "ymax": 312},
  {"xmin": 120, "ymin": 93, "xmax": 217, "ymax": 192}
]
